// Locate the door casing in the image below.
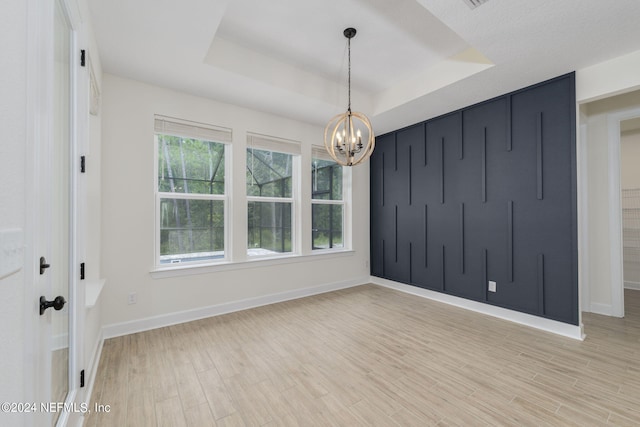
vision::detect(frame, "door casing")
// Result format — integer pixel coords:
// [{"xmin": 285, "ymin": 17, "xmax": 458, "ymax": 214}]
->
[{"xmin": 24, "ymin": 0, "xmax": 84, "ymax": 425}]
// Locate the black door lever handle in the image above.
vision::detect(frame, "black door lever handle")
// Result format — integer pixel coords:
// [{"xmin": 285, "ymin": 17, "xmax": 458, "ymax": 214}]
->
[{"xmin": 39, "ymin": 256, "xmax": 51, "ymax": 275}]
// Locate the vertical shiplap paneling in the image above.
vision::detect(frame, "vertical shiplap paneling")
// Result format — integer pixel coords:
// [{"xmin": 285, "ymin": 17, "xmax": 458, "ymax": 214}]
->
[
  {"xmin": 394, "ymin": 133, "xmax": 398, "ymax": 171},
  {"xmin": 394, "ymin": 204, "xmax": 398, "ymax": 262},
  {"xmin": 381, "ymin": 152, "xmax": 385, "ymax": 207},
  {"xmin": 459, "ymin": 111, "xmax": 464, "ymax": 160},
  {"xmin": 482, "ymin": 127, "xmax": 487, "ymax": 203},
  {"xmin": 508, "ymin": 200, "xmax": 514, "ymax": 282},
  {"xmin": 537, "ymin": 112, "xmax": 544, "ymax": 200},
  {"xmin": 369, "ymin": 132, "xmax": 395, "ymax": 279},
  {"xmin": 440, "ymin": 137, "xmax": 445, "ymax": 204},
  {"xmin": 409, "ymin": 242, "xmax": 413, "ymax": 283},
  {"xmin": 370, "ymin": 73, "xmax": 577, "ymax": 325},
  {"xmin": 538, "ymin": 253, "xmax": 545, "ymax": 314},
  {"xmin": 382, "ymin": 240, "xmax": 386, "ymax": 277},
  {"xmin": 408, "ymin": 145, "xmax": 412, "ymax": 205},
  {"xmin": 399, "ymin": 124, "xmax": 426, "ymax": 288},
  {"xmin": 483, "ymin": 248, "xmax": 488, "ymax": 302},
  {"xmin": 423, "ymin": 122, "xmax": 428, "ymax": 166},
  {"xmin": 424, "ymin": 204, "xmax": 428, "ymax": 268},
  {"xmin": 506, "ymin": 95, "xmax": 513, "ymax": 152},
  {"xmin": 442, "ymin": 245, "xmax": 446, "ymax": 290},
  {"xmin": 460, "ymin": 203, "xmax": 465, "ymax": 274}
]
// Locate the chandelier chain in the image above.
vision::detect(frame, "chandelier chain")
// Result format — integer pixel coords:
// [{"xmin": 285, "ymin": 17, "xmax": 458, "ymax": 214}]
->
[{"xmin": 348, "ymin": 36, "xmax": 351, "ymax": 113}]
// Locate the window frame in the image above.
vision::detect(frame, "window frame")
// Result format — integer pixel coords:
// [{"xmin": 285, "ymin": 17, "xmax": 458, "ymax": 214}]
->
[
  {"xmin": 153, "ymin": 116, "xmax": 231, "ymax": 268},
  {"xmin": 149, "ymin": 122, "xmax": 356, "ymax": 277},
  {"xmin": 246, "ymin": 133, "xmax": 301, "ymax": 259},
  {"xmin": 311, "ymin": 149, "xmax": 348, "ymax": 252}
]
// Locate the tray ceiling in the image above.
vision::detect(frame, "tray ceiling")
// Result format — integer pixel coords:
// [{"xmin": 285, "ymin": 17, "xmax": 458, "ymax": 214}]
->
[{"xmin": 88, "ymin": 0, "xmax": 640, "ymax": 134}]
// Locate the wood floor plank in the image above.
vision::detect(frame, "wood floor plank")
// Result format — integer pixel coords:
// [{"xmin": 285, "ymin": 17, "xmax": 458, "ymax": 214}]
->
[
  {"xmin": 317, "ymin": 393, "xmax": 366, "ymax": 426},
  {"xmin": 279, "ymin": 385, "xmax": 323, "ymax": 424},
  {"xmin": 174, "ymin": 362, "xmax": 208, "ymax": 410},
  {"xmin": 556, "ymin": 403, "xmax": 609, "ymax": 426},
  {"xmin": 124, "ymin": 386, "xmax": 156, "ymax": 427},
  {"xmin": 155, "ymin": 396, "xmax": 187, "ymax": 427},
  {"xmin": 85, "ymin": 286, "xmax": 640, "ymax": 427},
  {"xmin": 348, "ymin": 399, "xmax": 401, "ymax": 427},
  {"xmin": 150, "ymin": 350, "xmax": 179, "ymax": 403},
  {"xmin": 197, "ymin": 368, "xmax": 236, "ymax": 420},
  {"xmin": 222, "ymin": 375, "xmax": 273, "ymax": 426},
  {"xmin": 184, "ymin": 402, "xmax": 217, "ymax": 427}
]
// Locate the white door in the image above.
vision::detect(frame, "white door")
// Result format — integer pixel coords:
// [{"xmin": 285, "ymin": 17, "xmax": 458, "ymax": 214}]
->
[{"xmin": 35, "ymin": 0, "xmax": 78, "ymax": 425}]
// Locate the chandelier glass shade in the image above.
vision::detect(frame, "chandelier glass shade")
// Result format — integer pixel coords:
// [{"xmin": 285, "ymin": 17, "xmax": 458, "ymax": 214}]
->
[{"xmin": 324, "ymin": 28, "xmax": 375, "ymax": 167}]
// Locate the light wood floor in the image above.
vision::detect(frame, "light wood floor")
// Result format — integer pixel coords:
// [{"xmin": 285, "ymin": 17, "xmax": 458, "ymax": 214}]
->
[{"xmin": 84, "ymin": 285, "xmax": 640, "ymax": 426}]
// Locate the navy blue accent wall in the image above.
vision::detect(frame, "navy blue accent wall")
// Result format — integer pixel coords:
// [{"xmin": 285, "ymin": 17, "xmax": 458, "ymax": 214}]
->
[{"xmin": 370, "ymin": 73, "xmax": 578, "ymax": 325}]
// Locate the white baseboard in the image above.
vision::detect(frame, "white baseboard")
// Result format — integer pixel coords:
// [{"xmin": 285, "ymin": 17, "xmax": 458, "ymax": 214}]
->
[
  {"xmin": 589, "ymin": 302, "xmax": 615, "ymax": 316},
  {"xmin": 83, "ymin": 328, "xmax": 104, "ymax": 404},
  {"xmin": 625, "ymin": 281, "xmax": 640, "ymax": 291},
  {"xmin": 74, "ymin": 329, "xmax": 104, "ymax": 427},
  {"xmin": 102, "ymin": 277, "xmax": 369, "ymax": 339},
  {"xmin": 371, "ymin": 276, "xmax": 585, "ymax": 341}
]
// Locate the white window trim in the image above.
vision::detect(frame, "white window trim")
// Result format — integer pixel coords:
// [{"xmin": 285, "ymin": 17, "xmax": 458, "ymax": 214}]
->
[
  {"xmin": 158, "ymin": 192, "xmax": 227, "ymax": 202},
  {"xmin": 153, "ymin": 118, "xmax": 231, "ymax": 268},
  {"xmin": 247, "ymin": 195, "xmax": 294, "ymax": 203},
  {"xmin": 148, "ymin": 132, "xmax": 355, "ymax": 276},
  {"xmin": 246, "ymin": 134, "xmax": 301, "ymax": 258},
  {"xmin": 150, "ymin": 248, "xmax": 356, "ymax": 278},
  {"xmin": 311, "ymin": 151, "xmax": 351, "ymax": 252}
]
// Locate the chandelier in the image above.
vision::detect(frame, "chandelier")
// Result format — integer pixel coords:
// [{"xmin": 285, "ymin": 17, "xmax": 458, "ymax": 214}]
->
[{"xmin": 324, "ymin": 28, "xmax": 375, "ymax": 166}]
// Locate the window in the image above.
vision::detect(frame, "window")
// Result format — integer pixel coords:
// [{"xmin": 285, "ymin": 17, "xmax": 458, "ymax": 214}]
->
[
  {"xmin": 312, "ymin": 149, "xmax": 345, "ymax": 250},
  {"xmin": 152, "ymin": 120, "xmax": 348, "ymax": 273},
  {"xmin": 246, "ymin": 134, "xmax": 300, "ymax": 257},
  {"xmin": 154, "ymin": 116, "xmax": 231, "ymax": 265}
]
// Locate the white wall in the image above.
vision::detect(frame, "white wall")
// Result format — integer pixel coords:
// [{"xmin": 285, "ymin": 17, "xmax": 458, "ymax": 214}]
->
[
  {"xmin": 0, "ymin": 0, "xmax": 27, "ymax": 425},
  {"xmin": 621, "ymin": 128, "xmax": 640, "ymax": 190},
  {"xmin": 577, "ymin": 49, "xmax": 640, "ymax": 104},
  {"xmin": 100, "ymin": 74, "xmax": 370, "ymax": 330},
  {"xmin": 582, "ymin": 91, "xmax": 640, "ymax": 313}
]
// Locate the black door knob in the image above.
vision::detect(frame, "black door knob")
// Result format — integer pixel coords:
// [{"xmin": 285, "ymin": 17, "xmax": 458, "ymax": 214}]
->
[{"xmin": 39, "ymin": 296, "xmax": 66, "ymax": 316}]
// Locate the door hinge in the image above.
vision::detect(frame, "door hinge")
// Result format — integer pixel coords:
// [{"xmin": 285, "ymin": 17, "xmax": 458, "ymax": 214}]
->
[
  {"xmin": 80, "ymin": 369, "xmax": 85, "ymax": 388},
  {"xmin": 80, "ymin": 155, "xmax": 86, "ymax": 173},
  {"xmin": 80, "ymin": 262, "xmax": 85, "ymax": 280},
  {"xmin": 80, "ymin": 50, "xmax": 86, "ymax": 67}
]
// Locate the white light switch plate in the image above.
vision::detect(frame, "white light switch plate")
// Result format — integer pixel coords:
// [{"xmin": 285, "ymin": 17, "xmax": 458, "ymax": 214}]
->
[{"xmin": 0, "ymin": 229, "xmax": 24, "ymax": 280}]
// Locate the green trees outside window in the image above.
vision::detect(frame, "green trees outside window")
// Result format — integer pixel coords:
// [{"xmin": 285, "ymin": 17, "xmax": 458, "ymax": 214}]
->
[
  {"xmin": 312, "ymin": 158, "xmax": 344, "ymax": 250},
  {"xmin": 246, "ymin": 148, "xmax": 294, "ymax": 255},
  {"xmin": 157, "ymin": 134, "xmax": 226, "ymax": 263},
  {"xmin": 155, "ymin": 121, "xmax": 347, "ymax": 267}
]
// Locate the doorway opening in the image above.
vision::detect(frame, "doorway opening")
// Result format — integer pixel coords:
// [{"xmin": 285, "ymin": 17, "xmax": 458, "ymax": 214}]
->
[
  {"xmin": 621, "ymin": 119, "xmax": 640, "ymax": 294},
  {"xmin": 579, "ymin": 90, "xmax": 640, "ymax": 322}
]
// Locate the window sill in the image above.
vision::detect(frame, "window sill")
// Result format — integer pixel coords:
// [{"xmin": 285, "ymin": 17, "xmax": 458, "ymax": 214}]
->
[{"xmin": 149, "ymin": 249, "xmax": 355, "ymax": 279}]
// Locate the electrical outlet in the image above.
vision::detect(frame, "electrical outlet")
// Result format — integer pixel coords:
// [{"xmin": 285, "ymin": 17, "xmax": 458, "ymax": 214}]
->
[
  {"xmin": 128, "ymin": 292, "xmax": 137, "ymax": 305},
  {"xmin": 488, "ymin": 281, "xmax": 497, "ymax": 293}
]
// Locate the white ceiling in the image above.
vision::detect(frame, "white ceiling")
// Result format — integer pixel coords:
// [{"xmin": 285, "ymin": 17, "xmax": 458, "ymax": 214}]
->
[{"xmin": 87, "ymin": 0, "xmax": 640, "ymax": 134}]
